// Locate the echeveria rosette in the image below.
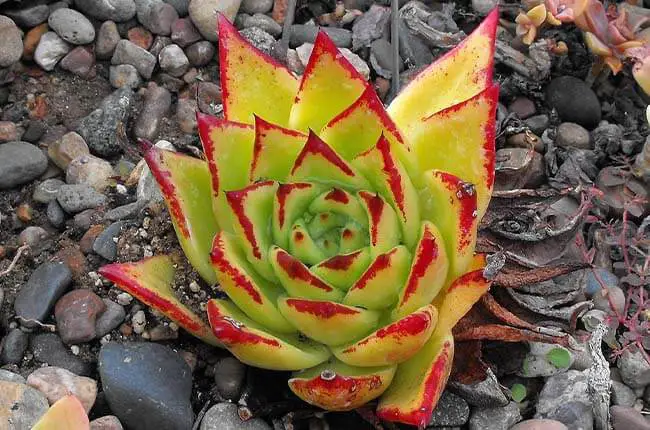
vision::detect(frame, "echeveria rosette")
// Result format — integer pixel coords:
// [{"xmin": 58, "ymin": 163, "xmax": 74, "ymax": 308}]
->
[{"xmin": 99, "ymin": 10, "xmax": 499, "ymax": 427}]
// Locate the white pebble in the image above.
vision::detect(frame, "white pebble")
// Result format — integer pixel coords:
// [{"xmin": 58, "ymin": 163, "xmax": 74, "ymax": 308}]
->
[{"xmin": 116, "ymin": 292, "xmax": 133, "ymax": 305}]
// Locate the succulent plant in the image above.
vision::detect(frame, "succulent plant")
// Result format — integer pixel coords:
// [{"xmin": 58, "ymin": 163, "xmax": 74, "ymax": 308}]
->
[{"xmin": 99, "ymin": 10, "xmax": 499, "ymax": 426}]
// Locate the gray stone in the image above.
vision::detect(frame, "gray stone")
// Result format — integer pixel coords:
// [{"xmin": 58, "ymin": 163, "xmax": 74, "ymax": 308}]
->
[
  {"xmin": 200, "ymin": 402, "xmax": 271, "ymax": 430},
  {"xmin": 535, "ymin": 370, "xmax": 592, "ymax": 430},
  {"xmin": 0, "ymin": 16, "xmax": 24, "ymax": 68},
  {"xmin": 0, "ymin": 369, "xmax": 26, "ymax": 384},
  {"xmin": 164, "ymin": 0, "xmax": 190, "ymax": 16},
  {"xmin": 5, "ymin": 5, "xmax": 50, "ymax": 27},
  {"xmin": 31, "ymin": 333, "xmax": 92, "ymax": 376},
  {"xmin": 185, "ymin": 40, "xmax": 215, "ymax": 66},
  {"xmin": 240, "ymin": 0, "xmax": 272, "ymax": 14},
  {"xmin": 21, "ymin": 121, "xmax": 46, "ymax": 143},
  {"xmin": 352, "ymin": 5, "xmax": 390, "ymax": 50},
  {"xmin": 189, "ymin": 0, "xmax": 241, "ymax": 41},
  {"xmin": 469, "ymin": 401, "xmax": 522, "ymax": 430},
  {"xmin": 519, "ymin": 343, "xmax": 574, "ymax": 378},
  {"xmin": 0, "ymin": 142, "xmax": 48, "ymax": 190},
  {"xmin": 66, "ymin": 154, "xmax": 114, "ymax": 191},
  {"xmin": 14, "ymin": 262, "xmax": 72, "ymax": 328},
  {"xmin": 48, "ymin": 8, "xmax": 95, "ymax": 44},
  {"xmin": 290, "ymin": 25, "xmax": 352, "ymax": 48},
  {"xmin": 60, "ymin": 46, "xmax": 96, "ymax": 79},
  {"xmin": 57, "ymin": 184, "xmax": 107, "ymax": 213},
  {"xmin": 149, "ymin": 35, "xmax": 172, "ymax": 57},
  {"xmin": 525, "ymin": 114, "xmax": 550, "ymax": 136},
  {"xmin": 610, "ymin": 406, "xmax": 650, "ymax": 430},
  {"xmin": 95, "ymin": 299, "xmax": 126, "ymax": 337},
  {"xmin": 139, "ymin": 1, "xmax": 179, "ymax": 35},
  {"xmin": 610, "ymin": 380, "xmax": 636, "ymax": 407},
  {"xmin": 34, "ymin": 179, "xmax": 66, "ymax": 203},
  {"xmin": 370, "ymin": 38, "xmax": 398, "ymax": 79},
  {"xmin": 511, "ymin": 419, "xmax": 568, "ymax": 430},
  {"xmin": 47, "ymin": 199, "xmax": 66, "ymax": 228},
  {"xmin": 158, "ymin": 44, "xmax": 189, "ymax": 77},
  {"xmin": 240, "ymin": 27, "xmax": 275, "ymax": 55},
  {"xmin": 97, "ymin": 21, "xmax": 122, "ymax": 60},
  {"xmin": 546, "ymin": 76, "xmax": 601, "ymax": 129},
  {"xmin": 111, "ymin": 40, "xmax": 156, "ymax": 79},
  {"xmin": 104, "ymin": 201, "xmax": 145, "ymax": 221},
  {"xmin": 556, "ymin": 123, "xmax": 592, "ymax": 150},
  {"xmin": 34, "ymin": 31, "xmax": 71, "ymax": 71},
  {"xmin": 0, "ymin": 381, "xmax": 49, "ymax": 429},
  {"xmin": 0, "ymin": 329, "xmax": 29, "ymax": 364},
  {"xmin": 99, "ymin": 342, "xmax": 194, "ymax": 430},
  {"xmin": 214, "ymin": 357, "xmax": 246, "ymax": 401},
  {"xmin": 618, "ymin": 347, "xmax": 650, "ymax": 388},
  {"xmin": 93, "ymin": 221, "xmax": 124, "ymax": 261},
  {"xmin": 18, "ymin": 226, "xmax": 50, "ymax": 249},
  {"xmin": 428, "ymin": 391, "xmax": 470, "ymax": 427},
  {"xmin": 239, "ymin": 13, "xmax": 282, "ymax": 37},
  {"xmin": 77, "ymin": 87, "xmax": 134, "ymax": 157},
  {"xmin": 134, "ymin": 83, "xmax": 172, "ymax": 140},
  {"xmin": 449, "ymin": 369, "xmax": 509, "ymax": 408},
  {"xmin": 110, "ymin": 64, "xmax": 143, "ymax": 89},
  {"xmin": 171, "ymin": 17, "xmax": 202, "ymax": 47},
  {"xmin": 74, "ymin": 0, "xmax": 136, "ymax": 22}
]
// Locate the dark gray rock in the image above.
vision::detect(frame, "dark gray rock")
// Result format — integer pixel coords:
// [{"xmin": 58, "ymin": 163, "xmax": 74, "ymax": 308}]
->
[
  {"xmin": 0, "ymin": 141, "xmax": 48, "ymax": 190},
  {"xmin": 164, "ymin": 0, "xmax": 189, "ymax": 16},
  {"xmin": 185, "ymin": 40, "xmax": 215, "ymax": 66},
  {"xmin": 240, "ymin": 0, "xmax": 272, "ymax": 14},
  {"xmin": 74, "ymin": 0, "xmax": 136, "ymax": 22},
  {"xmin": 524, "ymin": 114, "xmax": 550, "ymax": 135},
  {"xmin": 77, "ymin": 87, "xmax": 134, "ymax": 156},
  {"xmin": 469, "ymin": 401, "xmax": 522, "ymax": 430},
  {"xmin": 200, "ymin": 402, "xmax": 271, "ymax": 430},
  {"xmin": 0, "ymin": 329, "xmax": 29, "ymax": 364},
  {"xmin": 99, "ymin": 342, "xmax": 194, "ymax": 430},
  {"xmin": 214, "ymin": 357, "xmax": 246, "ymax": 401},
  {"xmin": 104, "ymin": 201, "xmax": 145, "ymax": 221},
  {"xmin": 556, "ymin": 122, "xmax": 592, "ymax": 150},
  {"xmin": 22, "ymin": 120, "xmax": 46, "ymax": 143},
  {"xmin": 111, "ymin": 40, "xmax": 157, "ymax": 79},
  {"xmin": 57, "ymin": 184, "xmax": 107, "ymax": 213},
  {"xmin": 96, "ymin": 21, "xmax": 122, "ymax": 60},
  {"xmin": 238, "ymin": 13, "xmax": 282, "ymax": 37},
  {"xmin": 0, "ymin": 369, "xmax": 26, "ymax": 384},
  {"xmin": 48, "ymin": 8, "xmax": 95, "ymax": 45},
  {"xmin": 14, "ymin": 262, "xmax": 72, "ymax": 328},
  {"xmin": 47, "ymin": 199, "xmax": 66, "ymax": 228},
  {"xmin": 95, "ymin": 299, "xmax": 126, "ymax": 337},
  {"xmin": 158, "ymin": 44, "xmax": 189, "ymax": 77},
  {"xmin": 138, "ymin": 1, "xmax": 178, "ymax": 35},
  {"xmin": 290, "ymin": 25, "xmax": 352, "ymax": 48},
  {"xmin": 618, "ymin": 347, "xmax": 650, "ymax": 388},
  {"xmin": 0, "ymin": 16, "xmax": 23, "ymax": 68},
  {"xmin": 545, "ymin": 76, "xmax": 601, "ymax": 129},
  {"xmin": 5, "ymin": 5, "xmax": 50, "ymax": 27},
  {"xmin": 535, "ymin": 370, "xmax": 592, "ymax": 430},
  {"xmin": 30, "ymin": 333, "xmax": 92, "ymax": 376},
  {"xmin": 352, "ymin": 4, "xmax": 390, "ymax": 50},
  {"xmin": 428, "ymin": 391, "xmax": 470, "ymax": 427},
  {"xmin": 610, "ymin": 380, "xmax": 636, "ymax": 407},
  {"xmin": 92, "ymin": 221, "xmax": 124, "ymax": 261},
  {"xmin": 449, "ymin": 369, "xmax": 509, "ymax": 408}
]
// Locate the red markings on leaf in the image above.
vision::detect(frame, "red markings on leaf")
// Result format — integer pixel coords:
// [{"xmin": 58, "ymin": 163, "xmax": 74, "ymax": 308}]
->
[
  {"xmin": 207, "ymin": 301, "xmax": 279, "ymax": 347},
  {"xmin": 447, "ymin": 270, "xmax": 485, "ymax": 293},
  {"xmin": 226, "ymin": 181, "xmax": 274, "ymax": 259},
  {"xmin": 292, "ymin": 131, "xmax": 355, "ymax": 177},
  {"xmin": 324, "ymin": 188, "xmax": 350, "ymax": 204},
  {"xmin": 319, "ymin": 250, "xmax": 364, "ymax": 271},
  {"xmin": 376, "ymin": 135, "xmax": 406, "ymax": 216},
  {"xmin": 275, "ymin": 249, "xmax": 333, "ymax": 291},
  {"xmin": 351, "ymin": 248, "xmax": 397, "ymax": 291},
  {"xmin": 435, "ymin": 171, "xmax": 477, "ymax": 250},
  {"xmin": 210, "ymin": 234, "xmax": 263, "ymax": 304},
  {"xmin": 285, "ymin": 299, "xmax": 358, "ymax": 318},
  {"xmin": 400, "ymin": 228, "xmax": 439, "ymax": 306},
  {"xmin": 358, "ymin": 191, "xmax": 384, "ymax": 246},
  {"xmin": 276, "ymin": 182, "xmax": 312, "ymax": 228}
]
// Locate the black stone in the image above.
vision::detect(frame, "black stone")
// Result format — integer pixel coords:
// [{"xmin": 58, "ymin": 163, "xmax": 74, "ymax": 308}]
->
[
  {"xmin": 545, "ymin": 76, "xmax": 601, "ymax": 129},
  {"xmin": 0, "ymin": 329, "xmax": 29, "ymax": 364},
  {"xmin": 14, "ymin": 262, "xmax": 72, "ymax": 328},
  {"xmin": 92, "ymin": 221, "xmax": 124, "ymax": 261},
  {"xmin": 30, "ymin": 333, "xmax": 92, "ymax": 376}
]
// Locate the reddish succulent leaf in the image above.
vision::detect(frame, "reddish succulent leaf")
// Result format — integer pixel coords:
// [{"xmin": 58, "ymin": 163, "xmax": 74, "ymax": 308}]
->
[
  {"xmin": 357, "ymin": 191, "xmax": 400, "ymax": 258},
  {"xmin": 272, "ymin": 182, "xmax": 325, "ymax": 250},
  {"xmin": 250, "ymin": 116, "xmax": 307, "ymax": 182},
  {"xmin": 311, "ymin": 248, "xmax": 372, "ymax": 290},
  {"xmin": 433, "ymin": 269, "xmax": 491, "ymax": 336},
  {"xmin": 32, "ymin": 395, "xmax": 89, "ymax": 430}
]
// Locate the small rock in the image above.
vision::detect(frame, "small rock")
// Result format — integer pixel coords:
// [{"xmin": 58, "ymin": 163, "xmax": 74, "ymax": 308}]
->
[
  {"xmin": 99, "ymin": 342, "xmax": 194, "ymax": 430},
  {"xmin": 164, "ymin": 0, "xmax": 190, "ymax": 16},
  {"xmin": 149, "ymin": 35, "xmax": 172, "ymax": 57},
  {"xmin": 610, "ymin": 406, "xmax": 650, "ymax": 430},
  {"xmin": 110, "ymin": 64, "xmax": 143, "ymax": 89},
  {"xmin": 556, "ymin": 122, "xmax": 592, "ymax": 150},
  {"xmin": 239, "ymin": 13, "xmax": 282, "ymax": 37},
  {"xmin": 0, "ymin": 369, "xmax": 26, "ymax": 384},
  {"xmin": 90, "ymin": 415, "xmax": 124, "ymax": 430},
  {"xmin": 141, "ymin": 2, "xmax": 179, "ymax": 35},
  {"xmin": 0, "ymin": 329, "xmax": 30, "ymax": 364},
  {"xmin": 74, "ymin": 0, "xmax": 137, "ymax": 22},
  {"xmin": 115, "ymin": 292, "xmax": 133, "ymax": 306},
  {"xmin": 48, "ymin": 8, "xmax": 95, "ymax": 45},
  {"xmin": 149, "ymin": 324, "xmax": 178, "ymax": 341},
  {"xmin": 111, "ymin": 40, "xmax": 157, "ymax": 79},
  {"xmin": 0, "ymin": 16, "xmax": 23, "ymax": 68},
  {"xmin": 197, "ymin": 81, "xmax": 222, "ymax": 115},
  {"xmin": 66, "ymin": 154, "xmax": 114, "ymax": 191},
  {"xmin": 240, "ymin": 26, "xmax": 275, "ymax": 55},
  {"xmin": 351, "ymin": 5, "xmax": 390, "ymax": 50},
  {"xmin": 57, "ymin": 184, "xmax": 107, "ymax": 213},
  {"xmin": 31, "ymin": 333, "xmax": 91, "ymax": 376},
  {"xmin": 0, "ymin": 121, "xmax": 19, "ymax": 142},
  {"xmin": 200, "ymin": 402, "xmax": 271, "ymax": 430},
  {"xmin": 213, "ymin": 357, "xmax": 246, "ymax": 400},
  {"xmin": 535, "ymin": 370, "xmax": 592, "ymax": 430},
  {"xmin": 546, "ymin": 76, "xmax": 601, "ymax": 129},
  {"xmin": 23, "ymin": 24, "xmax": 49, "ymax": 61},
  {"xmin": 469, "ymin": 401, "xmax": 522, "ymax": 430},
  {"xmin": 131, "ymin": 310, "xmax": 147, "ymax": 334},
  {"xmin": 97, "ymin": 21, "xmax": 122, "ymax": 60},
  {"xmin": 188, "ymin": 0, "xmax": 241, "ymax": 41},
  {"xmin": 60, "ymin": 46, "xmax": 96, "ymax": 78},
  {"xmin": 290, "ymin": 25, "xmax": 352, "ymax": 48},
  {"xmin": 449, "ymin": 369, "xmax": 509, "ymax": 408},
  {"xmin": 175, "ymin": 96, "xmax": 198, "ymax": 133},
  {"xmin": 370, "ymin": 38, "xmax": 399, "ymax": 79},
  {"xmin": 494, "ymin": 148, "xmax": 546, "ymax": 190},
  {"xmin": 55, "ymin": 289, "xmax": 106, "ymax": 344},
  {"xmin": 47, "ymin": 199, "xmax": 66, "ymax": 228},
  {"xmin": 93, "ymin": 221, "xmax": 124, "ymax": 261},
  {"xmin": 240, "ymin": 0, "xmax": 272, "ymax": 14},
  {"xmin": 428, "ymin": 391, "xmax": 470, "ymax": 427},
  {"xmin": 511, "ymin": 419, "xmax": 568, "ymax": 430},
  {"xmin": 158, "ymin": 44, "xmax": 189, "ymax": 77},
  {"xmin": 34, "ymin": 31, "xmax": 71, "ymax": 71},
  {"xmin": 95, "ymin": 299, "xmax": 126, "ymax": 337},
  {"xmin": 610, "ymin": 380, "xmax": 636, "ymax": 407},
  {"xmin": 134, "ymin": 83, "xmax": 172, "ymax": 140},
  {"xmin": 0, "ymin": 381, "xmax": 50, "ymax": 429},
  {"xmin": 27, "ymin": 366, "xmax": 97, "ymax": 413},
  {"xmin": 0, "ymin": 141, "xmax": 48, "ymax": 189},
  {"xmin": 127, "ymin": 26, "xmax": 154, "ymax": 50},
  {"xmin": 592, "ymin": 121, "xmax": 622, "ymax": 155},
  {"xmin": 618, "ymin": 347, "xmax": 650, "ymax": 388},
  {"xmin": 171, "ymin": 17, "xmax": 201, "ymax": 47},
  {"xmin": 52, "ymin": 246, "xmax": 88, "ymax": 281},
  {"xmin": 185, "ymin": 40, "xmax": 215, "ymax": 66},
  {"xmin": 508, "ymin": 97, "xmax": 536, "ymax": 119},
  {"xmin": 525, "ymin": 114, "xmax": 550, "ymax": 135},
  {"xmin": 22, "ymin": 120, "xmax": 46, "ymax": 143},
  {"xmin": 104, "ymin": 201, "xmax": 145, "ymax": 221},
  {"xmin": 520, "ymin": 343, "xmax": 574, "ymax": 377},
  {"xmin": 5, "ymin": 5, "xmax": 50, "ymax": 27},
  {"xmin": 48, "ymin": 131, "xmax": 90, "ymax": 170},
  {"xmin": 14, "ymin": 262, "xmax": 72, "ymax": 328},
  {"xmin": 18, "ymin": 226, "xmax": 50, "ymax": 249}
]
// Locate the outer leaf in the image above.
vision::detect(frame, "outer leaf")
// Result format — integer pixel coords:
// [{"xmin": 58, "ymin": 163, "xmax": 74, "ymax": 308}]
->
[
  {"xmin": 250, "ymin": 116, "xmax": 307, "ymax": 182},
  {"xmin": 277, "ymin": 298, "xmax": 380, "ymax": 345},
  {"xmin": 433, "ymin": 269, "xmax": 491, "ymax": 336},
  {"xmin": 311, "ymin": 248, "xmax": 372, "ymax": 290},
  {"xmin": 289, "ymin": 31, "xmax": 369, "ymax": 132},
  {"xmin": 210, "ymin": 232, "xmax": 294, "ymax": 333},
  {"xmin": 357, "ymin": 191, "xmax": 400, "ymax": 258},
  {"xmin": 333, "ymin": 304, "xmax": 437, "ymax": 366},
  {"xmin": 145, "ymin": 148, "xmax": 219, "ymax": 284},
  {"xmin": 388, "ymin": 8, "xmax": 498, "ymax": 136},
  {"xmin": 32, "ymin": 396, "xmax": 89, "ymax": 430},
  {"xmin": 218, "ymin": 14, "xmax": 298, "ymax": 126},
  {"xmin": 408, "ymin": 84, "xmax": 498, "ymax": 220},
  {"xmin": 207, "ymin": 299, "xmax": 330, "ymax": 370},
  {"xmin": 289, "ymin": 360, "xmax": 396, "ymax": 411},
  {"xmin": 99, "ymin": 256, "xmax": 220, "ymax": 346},
  {"xmin": 376, "ymin": 331, "xmax": 454, "ymax": 427},
  {"xmin": 422, "ymin": 170, "xmax": 479, "ymax": 279}
]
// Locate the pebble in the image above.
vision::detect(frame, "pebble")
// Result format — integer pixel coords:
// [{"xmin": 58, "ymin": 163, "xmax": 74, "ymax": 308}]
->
[
  {"xmin": 93, "ymin": 221, "xmax": 124, "ymax": 261},
  {"xmin": 148, "ymin": 3, "xmax": 179, "ymax": 35},
  {"xmin": 469, "ymin": 401, "xmax": 522, "ymax": 430},
  {"xmin": 197, "ymin": 81, "xmax": 222, "ymax": 114},
  {"xmin": 494, "ymin": 148, "xmax": 546, "ymax": 190},
  {"xmin": 190, "ymin": 0, "xmax": 241, "ymax": 41},
  {"xmin": 0, "ymin": 121, "xmax": 19, "ymax": 143},
  {"xmin": 149, "ymin": 35, "xmax": 172, "ymax": 57},
  {"xmin": 14, "ymin": 262, "xmax": 72, "ymax": 328},
  {"xmin": 546, "ymin": 76, "xmax": 601, "ymax": 129},
  {"xmin": 109, "ymin": 64, "xmax": 143, "ymax": 89},
  {"xmin": 175, "ymin": 97, "xmax": 198, "ymax": 133},
  {"xmin": 99, "ymin": 342, "xmax": 194, "ymax": 429},
  {"xmin": 525, "ymin": 114, "xmax": 550, "ymax": 135},
  {"xmin": 66, "ymin": 154, "xmax": 114, "ymax": 191},
  {"xmin": 27, "ymin": 366, "xmax": 97, "ymax": 413},
  {"xmin": 34, "ymin": 31, "xmax": 71, "ymax": 71},
  {"xmin": 18, "ymin": 226, "xmax": 50, "ymax": 249},
  {"xmin": 22, "ymin": 120, "xmax": 46, "ymax": 143},
  {"xmin": 185, "ymin": 40, "xmax": 215, "ymax": 66},
  {"xmin": 60, "ymin": 46, "xmax": 96, "ymax": 78},
  {"xmin": 95, "ymin": 299, "xmax": 126, "ymax": 337},
  {"xmin": 520, "ymin": 343, "xmax": 574, "ymax": 377},
  {"xmin": 618, "ymin": 347, "xmax": 650, "ymax": 388},
  {"xmin": 47, "ymin": 199, "xmax": 66, "ymax": 228},
  {"xmin": 213, "ymin": 357, "xmax": 246, "ymax": 401},
  {"xmin": 0, "ymin": 16, "xmax": 23, "ymax": 68},
  {"xmin": 104, "ymin": 201, "xmax": 145, "ymax": 221},
  {"xmin": 90, "ymin": 415, "xmax": 125, "ymax": 430},
  {"xmin": 351, "ymin": 5, "xmax": 390, "ymax": 51},
  {"xmin": 57, "ymin": 184, "xmax": 107, "ymax": 213},
  {"xmin": 115, "ymin": 292, "xmax": 133, "ymax": 306},
  {"xmin": 5, "ymin": 5, "xmax": 50, "ymax": 27},
  {"xmin": 23, "ymin": 23, "xmax": 50, "ymax": 61},
  {"xmin": 592, "ymin": 285, "xmax": 625, "ymax": 314},
  {"xmin": 165, "ymin": 0, "xmax": 190, "ymax": 16},
  {"xmin": 0, "ymin": 381, "xmax": 50, "ymax": 429},
  {"xmin": 158, "ymin": 44, "xmax": 189, "ymax": 77},
  {"xmin": 610, "ymin": 380, "xmax": 636, "ymax": 407},
  {"xmin": 0, "ymin": 141, "xmax": 48, "ymax": 190},
  {"xmin": 610, "ymin": 405, "xmax": 650, "ymax": 430},
  {"xmin": 239, "ymin": 13, "xmax": 282, "ymax": 37},
  {"xmin": 48, "ymin": 8, "xmax": 95, "ymax": 45},
  {"xmin": 428, "ymin": 391, "xmax": 470, "ymax": 427},
  {"xmin": 0, "ymin": 328, "xmax": 30, "ymax": 364},
  {"xmin": 200, "ymin": 402, "xmax": 271, "ymax": 430},
  {"xmin": 81, "ymin": 224, "xmax": 105, "ymax": 252},
  {"xmin": 535, "ymin": 370, "xmax": 592, "ymax": 430},
  {"xmin": 449, "ymin": 369, "xmax": 509, "ymax": 408},
  {"xmin": 0, "ymin": 369, "xmax": 26, "ymax": 384},
  {"xmin": 111, "ymin": 40, "xmax": 157, "ymax": 79},
  {"xmin": 48, "ymin": 131, "xmax": 90, "ymax": 170},
  {"xmin": 556, "ymin": 122, "xmax": 592, "ymax": 150},
  {"xmin": 75, "ymin": 0, "xmax": 136, "ymax": 22},
  {"xmin": 240, "ymin": 0, "xmax": 272, "ymax": 14},
  {"xmin": 592, "ymin": 121, "xmax": 622, "ymax": 155},
  {"xmin": 30, "ymin": 333, "xmax": 91, "ymax": 376},
  {"xmin": 171, "ymin": 17, "xmax": 202, "ymax": 47},
  {"xmin": 290, "ymin": 25, "xmax": 352, "ymax": 48},
  {"xmin": 77, "ymin": 87, "xmax": 134, "ymax": 157},
  {"xmin": 508, "ymin": 97, "xmax": 536, "ymax": 119},
  {"xmin": 52, "ymin": 246, "xmax": 88, "ymax": 281},
  {"xmin": 55, "ymin": 289, "xmax": 106, "ymax": 344},
  {"xmin": 96, "ymin": 21, "xmax": 122, "ymax": 60},
  {"xmin": 511, "ymin": 419, "xmax": 568, "ymax": 430}
]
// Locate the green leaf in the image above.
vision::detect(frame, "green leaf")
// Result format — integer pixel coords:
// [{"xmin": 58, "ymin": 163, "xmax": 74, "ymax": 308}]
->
[
  {"xmin": 546, "ymin": 347, "xmax": 571, "ymax": 368},
  {"xmin": 510, "ymin": 383, "xmax": 526, "ymax": 403}
]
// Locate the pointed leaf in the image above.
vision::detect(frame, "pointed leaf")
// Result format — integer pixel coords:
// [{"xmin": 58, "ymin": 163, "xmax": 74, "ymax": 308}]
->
[
  {"xmin": 376, "ymin": 331, "xmax": 454, "ymax": 427},
  {"xmin": 210, "ymin": 231, "xmax": 294, "ymax": 333},
  {"xmin": 32, "ymin": 396, "xmax": 89, "ymax": 430},
  {"xmin": 433, "ymin": 269, "xmax": 491, "ymax": 336},
  {"xmin": 289, "ymin": 360, "xmax": 396, "ymax": 411},
  {"xmin": 273, "ymin": 182, "xmax": 325, "ymax": 250},
  {"xmin": 357, "ymin": 191, "xmax": 400, "ymax": 258},
  {"xmin": 207, "ymin": 299, "xmax": 330, "ymax": 370},
  {"xmin": 333, "ymin": 304, "xmax": 437, "ymax": 366},
  {"xmin": 338, "ymin": 221, "xmax": 368, "ymax": 254},
  {"xmin": 277, "ymin": 298, "xmax": 380, "ymax": 345},
  {"xmin": 308, "ymin": 188, "xmax": 368, "ymax": 228},
  {"xmin": 288, "ymin": 218, "xmax": 329, "ymax": 265},
  {"xmin": 311, "ymin": 248, "xmax": 372, "ymax": 290},
  {"xmin": 145, "ymin": 148, "xmax": 219, "ymax": 284},
  {"xmin": 218, "ymin": 14, "xmax": 298, "ymax": 126},
  {"xmin": 289, "ymin": 32, "xmax": 369, "ymax": 132},
  {"xmin": 99, "ymin": 256, "xmax": 220, "ymax": 346},
  {"xmin": 250, "ymin": 116, "xmax": 307, "ymax": 182}
]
